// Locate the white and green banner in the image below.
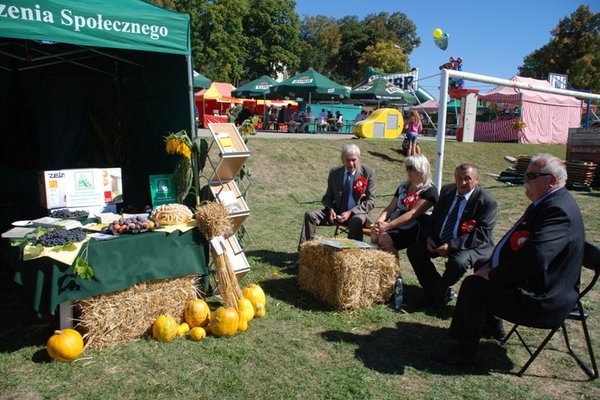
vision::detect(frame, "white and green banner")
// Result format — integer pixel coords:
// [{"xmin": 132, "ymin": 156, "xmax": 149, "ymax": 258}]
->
[{"xmin": 0, "ymin": 0, "xmax": 190, "ymax": 55}]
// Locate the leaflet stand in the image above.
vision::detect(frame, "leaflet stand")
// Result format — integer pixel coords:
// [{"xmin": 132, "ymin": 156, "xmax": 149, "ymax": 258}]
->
[{"xmin": 206, "ymin": 123, "xmax": 252, "ymax": 281}]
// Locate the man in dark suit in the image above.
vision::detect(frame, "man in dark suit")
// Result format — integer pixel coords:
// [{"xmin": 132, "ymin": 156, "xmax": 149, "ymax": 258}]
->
[
  {"xmin": 407, "ymin": 163, "xmax": 497, "ymax": 306},
  {"xmin": 299, "ymin": 144, "xmax": 376, "ymax": 247},
  {"xmin": 433, "ymin": 153, "xmax": 585, "ymax": 365}
]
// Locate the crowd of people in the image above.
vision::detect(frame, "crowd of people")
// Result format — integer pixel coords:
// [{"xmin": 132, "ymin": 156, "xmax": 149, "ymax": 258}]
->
[{"xmin": 299, "ymin": 144, "xmax": 585, "ymax": 369}]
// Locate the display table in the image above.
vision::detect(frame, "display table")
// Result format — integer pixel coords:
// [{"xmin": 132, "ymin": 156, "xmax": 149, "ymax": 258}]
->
[{"xmin": 4, "ymin": 228, "xmax": 208, "ymax": 320}]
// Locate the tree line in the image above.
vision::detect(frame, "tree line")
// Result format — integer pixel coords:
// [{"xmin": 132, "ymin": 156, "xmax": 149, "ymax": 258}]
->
[{"xmin": 152, "ymin": 1, "xmax": 599, "ymax": 94}]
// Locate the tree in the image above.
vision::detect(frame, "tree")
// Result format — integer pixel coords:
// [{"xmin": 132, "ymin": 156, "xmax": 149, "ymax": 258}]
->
[
  {"xmin": 298, "ymin": 16, "xmax": 341, "ymax": 75},
  {"xmin": 241, "ymin": 0, "xmax": 301, "ymax": 80},
  {"xmin": 519, "ymin": 5, "xmax": 600, "ymax": 95},
  {"xmin": 357, "ymin": 40, "xmax": 409, "ymax": 79}
]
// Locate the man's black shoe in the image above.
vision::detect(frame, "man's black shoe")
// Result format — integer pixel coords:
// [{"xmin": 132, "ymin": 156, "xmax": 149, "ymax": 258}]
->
[
  {"xmin": 441, "ymin": 287, "xmax": 457, "ymax": 305},
  {"xmin": 431, "ymin": 346, "xmax": 475, "ymax": 366},
  {"xmin": 481, "ymin": 326, "xmax": 506, "ymax": 341}
]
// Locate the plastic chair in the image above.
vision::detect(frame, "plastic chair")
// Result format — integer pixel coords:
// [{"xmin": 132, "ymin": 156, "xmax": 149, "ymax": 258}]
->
[{"xmin": 501, "ymin": 241, "xmax": 600, "ymax": 379}]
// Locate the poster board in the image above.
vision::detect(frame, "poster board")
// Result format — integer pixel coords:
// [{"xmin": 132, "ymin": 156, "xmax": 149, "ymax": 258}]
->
[{"xmin": 149, "ymin": 174, "xmax": 177, "ymax": 208}]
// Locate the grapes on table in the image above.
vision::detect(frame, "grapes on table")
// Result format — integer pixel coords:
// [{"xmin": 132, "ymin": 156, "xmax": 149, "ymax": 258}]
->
[
  {"xmin": 50, "ymin": 209, "xmax": 89, "ymax": 219},
  {"xmin": 33, "ymin": 228, "xmax": 87, "ymax": 247}
]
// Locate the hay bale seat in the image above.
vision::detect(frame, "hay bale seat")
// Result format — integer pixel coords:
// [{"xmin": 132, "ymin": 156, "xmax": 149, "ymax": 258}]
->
[
  {"xmin": 298, "ymin": 240, "xmax": 400, "ymax": 310},
  {"xmin": 74, "ymin": 275, "xmax": 199, "ymax": 349}
]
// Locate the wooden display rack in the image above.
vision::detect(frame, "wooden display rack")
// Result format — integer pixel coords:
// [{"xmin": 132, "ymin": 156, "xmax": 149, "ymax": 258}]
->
[{"xmin": 205, "ymin": 122, "xmax": 252, "ymax": 283}]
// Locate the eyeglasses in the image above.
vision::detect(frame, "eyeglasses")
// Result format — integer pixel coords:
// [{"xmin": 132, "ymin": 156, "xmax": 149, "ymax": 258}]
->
[
  {"xmin": 406, "ymin": 165, "xmax": 417, "ymax": 172},
  {"xmin": 525, "ymin": 172, "xmax": 552, "ymax": 180}
]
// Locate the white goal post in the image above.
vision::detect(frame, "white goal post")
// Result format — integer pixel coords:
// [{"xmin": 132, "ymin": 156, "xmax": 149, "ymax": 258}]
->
[{"xmin": 434, "ymin": 69, "xmax": 600, "ymax": 190}]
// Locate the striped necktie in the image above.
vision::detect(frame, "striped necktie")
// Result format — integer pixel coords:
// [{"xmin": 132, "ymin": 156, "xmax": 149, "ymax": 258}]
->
[{"xmin": 440, "ymin": 195, "xmax": 464, "ymax": 243}]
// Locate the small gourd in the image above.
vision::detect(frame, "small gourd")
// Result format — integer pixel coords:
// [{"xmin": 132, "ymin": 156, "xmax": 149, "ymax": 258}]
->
[
  {"xmin": 237, "ymin": 298, "xmax": 254, "ymax": 321},
  {"xmin": 254, "ymin": 302, "xmax": 266, "ymax": 318},
  {"xmin": 152, "ymin": 315, "xmax": 178, "ymax": 342},
  {"xmin": 209, "ymin": 306, "xmax": 239, "ymax": 337},
  {"xmin": 242, "ymin": 284, "xmax": 266, "ymax": 313},
  {"xmin": 189, "ymin": 327, "xmax": 206, "ymax": 341},
  {"xmin": 47, "ymin": 329, "xmax": 84, "ymax": 363},
  {"xmin": 177, "ymin": 322, "xmax": 190, "ymax": 336},
  {"xmin": 238, "ymin": 308, "xmax": 249, "ymax": 332},
  {"xmin": 184, "ymin": 299, "xmax": 211, "ymax": 328}
]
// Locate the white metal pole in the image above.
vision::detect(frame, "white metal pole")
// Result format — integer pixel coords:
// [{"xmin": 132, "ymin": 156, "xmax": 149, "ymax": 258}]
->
[
  {"xmin": 186, "ymin": 55, "xmax": 196, "ymax": 138},
  {"xmin": 434, "ymin": 69, "xmax": 450, "ymax": 191}
]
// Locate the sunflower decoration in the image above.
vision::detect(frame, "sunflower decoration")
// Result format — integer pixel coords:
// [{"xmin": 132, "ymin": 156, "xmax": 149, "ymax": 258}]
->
[
  {"xmin": 239, "ymin": 116, "xmax": 260, "ymax": 139},
  {"xmin": 164, "ymin": 131, "xmax": 195, "ymax": 204},
  {"xmin": 511, "ymin": 120, "xmax": 527, "ymax": 131}
]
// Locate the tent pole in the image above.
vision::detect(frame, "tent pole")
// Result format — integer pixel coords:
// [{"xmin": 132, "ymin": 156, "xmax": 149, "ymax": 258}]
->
[{"xmin": 186, "ymin": 55, "xmax": 196, "ymax": 138}]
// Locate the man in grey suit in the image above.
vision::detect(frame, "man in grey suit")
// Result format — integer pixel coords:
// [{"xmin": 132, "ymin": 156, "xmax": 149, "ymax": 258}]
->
[{"xmin": 299, "ymin": 144, "xmax": 376, "ymax": 247}]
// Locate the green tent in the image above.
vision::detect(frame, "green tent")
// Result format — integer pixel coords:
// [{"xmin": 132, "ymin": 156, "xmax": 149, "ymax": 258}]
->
[
  {"xmin": 0, "ymin": 0, "xmax": 195, "ymax": 223},
  {"xmin": 232, "ymin": 75, "xmax": 278, "ymax": 98},
  {"xmin": 269, "ymin": 68, "xmax": 349, "ymax": 102},
  {"xmin": 193, "ymin": 71, "xmax": 212, "ymax": 89},
  {"xmin": 350, "ymin": 77, "xmax": 417, "ymax": 105}
]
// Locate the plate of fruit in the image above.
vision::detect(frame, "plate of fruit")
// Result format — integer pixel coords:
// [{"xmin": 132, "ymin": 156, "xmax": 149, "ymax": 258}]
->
[{"xmin": 103, "ymin": 216, "xmax": 161, "ymax": 235}]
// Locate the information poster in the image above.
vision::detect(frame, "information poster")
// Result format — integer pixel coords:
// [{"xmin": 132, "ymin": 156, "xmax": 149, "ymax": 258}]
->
[{"xmin": 149, "ymin": 174, "xmax": 177, "ymax": 207}]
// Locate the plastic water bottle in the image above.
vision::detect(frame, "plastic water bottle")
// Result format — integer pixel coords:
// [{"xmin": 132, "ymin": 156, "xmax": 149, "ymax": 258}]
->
[{"xmin": 393, "ymin": 277, "xmax": 403, "ymax": 311}]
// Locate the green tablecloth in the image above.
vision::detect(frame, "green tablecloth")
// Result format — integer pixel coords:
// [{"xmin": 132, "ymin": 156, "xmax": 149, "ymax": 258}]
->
[{"xmin": 6, "ymin": 229, "xmax": 208, "ymax": 316}]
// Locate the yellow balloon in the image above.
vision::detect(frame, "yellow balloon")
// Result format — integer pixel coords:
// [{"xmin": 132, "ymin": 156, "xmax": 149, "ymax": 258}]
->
[{"xmin": 433, "ymin": 28, "xmax": 443, "ymax": 39}]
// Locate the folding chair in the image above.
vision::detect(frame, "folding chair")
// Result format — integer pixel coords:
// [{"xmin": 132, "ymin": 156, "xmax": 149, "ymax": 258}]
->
[{"xmin": 501, "ymin": 241, "xmax": 600, "ymax": 379}]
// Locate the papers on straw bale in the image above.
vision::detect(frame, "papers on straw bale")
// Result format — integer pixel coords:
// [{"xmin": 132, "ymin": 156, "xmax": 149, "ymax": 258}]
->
[
  {"xmin": 298, "ymin": 240, "xmax": 400, "ymax": 310},
  {"xmin": 74, "ymin": 276, "xmax": 199, "ymax": 348}
]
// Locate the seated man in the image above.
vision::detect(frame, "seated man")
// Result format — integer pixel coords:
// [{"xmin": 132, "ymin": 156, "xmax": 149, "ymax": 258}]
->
[
  {"xmin": 407, "ymin": 163, "xmax": 497, "ymax": 306},
  {"xmin": 432, "ymin": 153, "xmax": 585, "ymax": 366},
  {"xmin": 299, "ymin": 143, "xmax": 376, "ymax": 248}
]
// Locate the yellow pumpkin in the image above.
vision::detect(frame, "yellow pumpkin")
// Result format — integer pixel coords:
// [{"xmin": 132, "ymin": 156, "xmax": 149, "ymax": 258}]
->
[
  {"xmin": 152, "ymin": 315, "xmax": 178, "ymax": 342},
  {"xmin": 238, "ymin": 308, "xmax": 249, "ymax": 332},
  {"xmin": 177, "ymin": 322, "xmax": 190, "ymax": 336},
  {"xmin": 209, "ymin": 306, "xmax": 239, "ymax": 337},
  {"xmin": 242, "ymin": 284, "xmax": 266, "ymax": 312},
  {"xmin": 255, "ymin": 302, "xmax": 266, "ymax": 318},
  {"xmin": 184, "ymin": 299, "xmax": 211, "ymax": 328},
  {"xmin": 189, "ymin": 327, "xmax": 206, "ymax": 341},
  {"xmin": 47, "ymin": 329, "xmax": 84, "ymax": 363},
  {"xmin": 237, "ymin": 298, "xmax": 254, "ymax": 321}
]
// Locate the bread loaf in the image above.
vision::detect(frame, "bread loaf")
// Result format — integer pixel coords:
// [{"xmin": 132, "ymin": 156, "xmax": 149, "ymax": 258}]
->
[{"xmin": 151, "ymin": 203, "xmax": 193, "ymax": 225}]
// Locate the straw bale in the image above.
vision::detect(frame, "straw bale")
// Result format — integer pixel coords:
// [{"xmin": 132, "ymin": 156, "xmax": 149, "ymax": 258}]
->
[
  {"xmin": 74, "ymin": 275, "xmax": 200, "ymax": 349},
  {"xmin": 298, "ymin": 240, "xmax": 400, "ymax": 310}
]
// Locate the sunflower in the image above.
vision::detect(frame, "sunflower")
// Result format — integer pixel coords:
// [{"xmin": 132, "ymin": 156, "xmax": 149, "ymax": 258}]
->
[{"xmin": 165, "ymin": 131, "xmax": 192, "ymax": 159}]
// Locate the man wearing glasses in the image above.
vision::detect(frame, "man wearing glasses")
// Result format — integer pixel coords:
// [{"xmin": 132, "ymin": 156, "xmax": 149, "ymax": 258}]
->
[
  {"xmin": 407, "ymin": 163, "xmax": 497, "ymax": 307},
  {"xmin": 432, "ymin": 153, "xmax": 585, "ymax": 366}
]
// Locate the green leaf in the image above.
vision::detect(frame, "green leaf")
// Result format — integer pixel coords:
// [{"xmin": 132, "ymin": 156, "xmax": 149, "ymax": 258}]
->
[
  {"xmin": 24, "ymin": 244, "xmax": 44, "ymax": 258},
  {"xmin": 73, "ymin": 256, "xmax": 94, "ymax": 280},
  {"xmin": 51, "ymin": 242, "xmax": 77, "ymax": 252}
]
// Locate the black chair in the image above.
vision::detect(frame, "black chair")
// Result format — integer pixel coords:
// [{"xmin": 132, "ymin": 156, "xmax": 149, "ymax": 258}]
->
[{"xmin": 501, "ymin": 241, "xmax": 600, "ymax": 379}]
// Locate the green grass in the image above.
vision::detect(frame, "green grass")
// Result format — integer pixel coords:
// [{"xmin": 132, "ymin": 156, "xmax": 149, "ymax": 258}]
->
[{"xmin": 1, "ymin": 138, "xmax": 599, "ymax": 399}]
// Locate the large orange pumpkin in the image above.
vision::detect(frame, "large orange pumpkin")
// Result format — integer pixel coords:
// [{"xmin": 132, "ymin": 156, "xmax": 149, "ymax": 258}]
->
[
  {"xmin": 152, "ymin": 315, "xmax": 178, "ymax": 342},
  {"xmin": 209, "ymin": 306, "xmax": 239, "ymax": 337},
  {"xmin": 242, "ymin": 284, "xmax": 266, "ymax": 312},
  {"xmin": 184, "ymin": 299, "xmax": 211, "ymax": 328},
  {"xmin": 47, "ymin": 329, "xmax": 84, "ymax": 363}
]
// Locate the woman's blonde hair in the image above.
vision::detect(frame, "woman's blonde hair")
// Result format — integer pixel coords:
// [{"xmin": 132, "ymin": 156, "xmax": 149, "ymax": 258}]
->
[{"xmin": 405, "ymin": 153, "xmax": 433, "ymax": 187}]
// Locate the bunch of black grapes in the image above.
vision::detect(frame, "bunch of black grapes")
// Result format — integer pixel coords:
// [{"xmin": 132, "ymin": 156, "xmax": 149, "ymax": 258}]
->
[
  {"xmin": 34, "ymin": 228, "xmax": 87, "ymax": 247},
  {"xmin": 50, "ymin": 209, "xmax": 89, "ymax": 219}
]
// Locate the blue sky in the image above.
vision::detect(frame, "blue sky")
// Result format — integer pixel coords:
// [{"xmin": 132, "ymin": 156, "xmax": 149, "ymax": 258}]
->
[{"xmin": 295, "ymin": 1, "xmax": 598, "ymax": 96}]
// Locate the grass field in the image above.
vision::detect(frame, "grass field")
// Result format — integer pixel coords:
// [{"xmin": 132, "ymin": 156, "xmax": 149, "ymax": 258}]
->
[{"xmin": 1, "ymin": 137, "xmax": 599, "ymax": 399}]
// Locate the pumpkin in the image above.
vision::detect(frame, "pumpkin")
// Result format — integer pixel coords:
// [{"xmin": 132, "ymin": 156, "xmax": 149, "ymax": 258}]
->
[
  {"xmin": 255, "ymin": 302, "xmax": 266, "ymax": 318},
  {"xmin": 184, "ymin": 299, "xmax": 211, "ymax": 328},
  {"xmin": 152, "ymin": 315, "xmax": 178, "ymax": 342},
  {"xmin": 189, "ymin": 327, "xmax": 206, "ymax": 341},
  {"xmin": 209, "ymin": 306, "xmax": 239, "ymax": 337},
  {"xmin": 47, "ymin": 329, "xmax": 84, "ymax": 363},
  {"xmin": 177, "ymin": 322, "xmax": 190, "ymax": 336},
  {"xmin": 238, "ymin": 308, "xmax": 249, "ymax": 332},
  {"xmin": 237, "ymin": 298, "xmax": 254, "ymax": 321},
  {"xmin": 242, "ymin": 284, "xmax": 266, "ymax": 312}
]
